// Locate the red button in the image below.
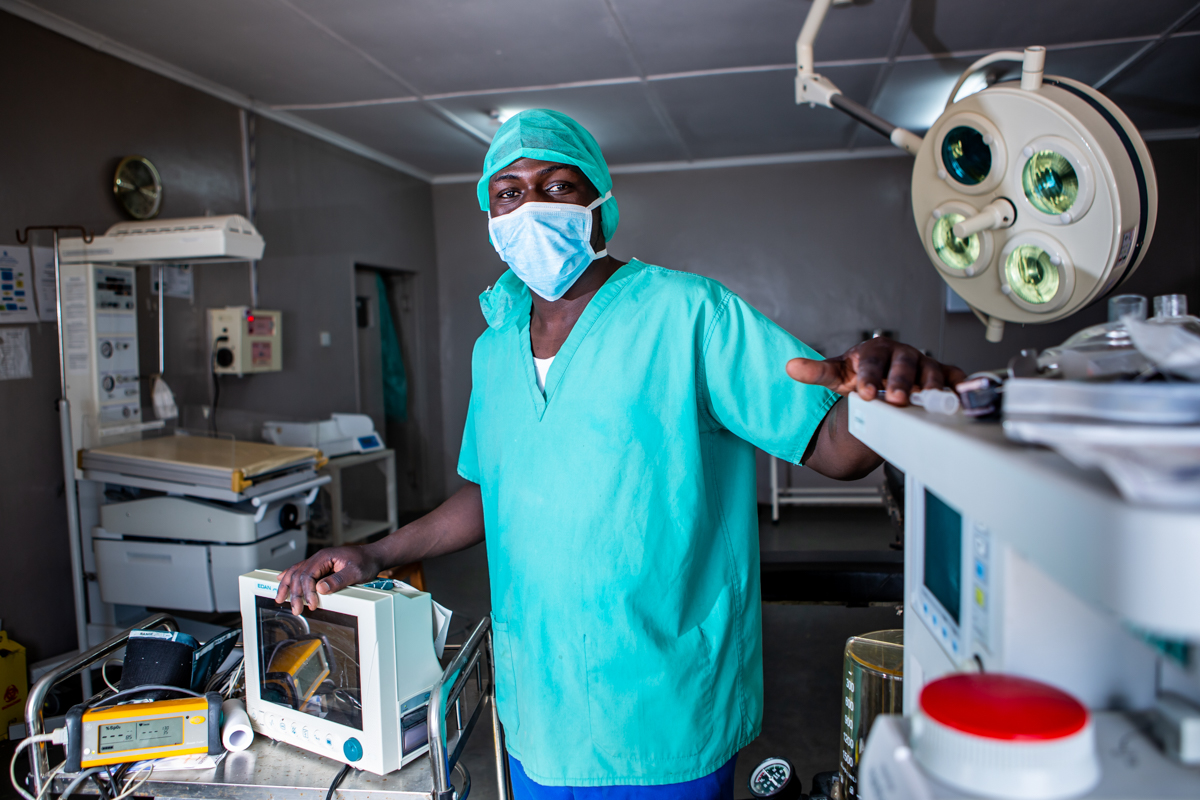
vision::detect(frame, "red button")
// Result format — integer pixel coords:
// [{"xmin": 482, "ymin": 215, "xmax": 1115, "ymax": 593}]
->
[{"xmin": 920, "ymin": 674, "xmax": 1088, "ymax": 741}]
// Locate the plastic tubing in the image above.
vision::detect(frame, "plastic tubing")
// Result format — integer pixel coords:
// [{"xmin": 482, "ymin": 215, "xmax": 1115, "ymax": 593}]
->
[{"xmin": 911, "ymin": 389, "xmax": 961, "ymax": 415}]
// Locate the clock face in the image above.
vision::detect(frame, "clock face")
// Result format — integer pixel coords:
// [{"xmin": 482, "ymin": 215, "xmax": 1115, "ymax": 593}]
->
[{"xmin": 113, "ymin": 155, "xmax": 162, "ymax": 220}]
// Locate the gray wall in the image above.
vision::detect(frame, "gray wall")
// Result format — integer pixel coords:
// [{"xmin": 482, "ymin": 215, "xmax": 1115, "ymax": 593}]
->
[
  {"xmin": 155, "ymin": 117, "xmax": 446, "ymax": 506},
  {"xmin": 434, "ymin": 138, "xmax": 1200, "ymax": 494},
  {"xmin": 0, "ymin": 12, "xmax": 442, "ymax": 661}
]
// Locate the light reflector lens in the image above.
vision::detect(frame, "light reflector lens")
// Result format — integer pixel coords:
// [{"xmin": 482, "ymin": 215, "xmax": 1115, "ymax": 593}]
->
[
  {"xmin": 1023, "ymin": 150, "xmax": 1079, "ymax": 215},
  {"xmin": 1005, "ymin": 245, "xmax": 1060, "ymax": 304},
  {"xmin": 932, "ymin": 214, "xmax": 980, "ymax": 270},
  {"xmin": 941, "ymin": 126, "xmax": 991, "ymax": 185}
]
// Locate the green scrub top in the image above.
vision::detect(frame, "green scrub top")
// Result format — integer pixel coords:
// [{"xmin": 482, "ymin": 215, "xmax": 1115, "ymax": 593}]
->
[{"xmin": 458, "ymin": 260, "xmax": 837, "ymax": 786}]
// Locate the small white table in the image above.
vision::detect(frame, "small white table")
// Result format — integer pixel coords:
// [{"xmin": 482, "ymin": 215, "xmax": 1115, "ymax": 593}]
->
[
  {"xmin": 768, "ymin": 455, "xmax": 883, "ymax": 522},
  {"xmin": 316, "ymin": 449, "xmax": 399, "ymax": 546}
]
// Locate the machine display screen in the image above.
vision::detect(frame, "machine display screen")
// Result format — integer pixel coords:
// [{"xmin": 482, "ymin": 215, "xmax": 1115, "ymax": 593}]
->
[
  {"xmin": 255, "ymin": 596, "xmax": 363, "ymax": 730},
  {"xmin": 924, "ymin": 489, "xmax": 962, "ymax": 625},
  {"xmin": 97, "ymin": 717, "xmax": 183, "ymax": 753}
]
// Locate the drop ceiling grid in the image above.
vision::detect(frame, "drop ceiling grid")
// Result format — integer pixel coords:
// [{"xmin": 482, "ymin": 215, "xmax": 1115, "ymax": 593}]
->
[
  {"xmin": 896, "ymin": 0, "xmax": 1200, "ymax": 57},
  {"xmin": 14, "ymin": 0, "xmax": 1200, "ymax": 177},
  {"xmin": 1102, "ymin": 33, "xmax": 1200, "ymax": 132},
  {"xmin": 440, "ymin": 82, "xmax": 693, "ymax": 165},
  {"xmin": 609, "ymin": 0, "xmax": 909, "ymax": 75},
  {"xmin": 652, "ymin": 65, "xmax": 883, "ymax": 159},
  {"xmin": 284, "ymin": 0, "xmax": 642, "ymax": 96},
  {"xmin": 293, "ymin": 102, "xmax": 489, "ymax": 175},
  {"xmin": 28, "ymin": 0, "xmax": 404, "ymax": 104}
]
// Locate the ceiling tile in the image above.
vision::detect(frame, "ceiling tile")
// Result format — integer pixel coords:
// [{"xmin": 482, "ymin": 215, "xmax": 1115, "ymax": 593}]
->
[
  {"xmin": 293, "ymin": 103, "xmax": 487, "ymax": 174},
  {"xmin": 1103, "ymin": 34, "xmax": 1200, "ymax": 131},
  {"xmin": 434, "ymin": 83, "xmax": 686, "ymax": 166},
  {"xmin": 874, "ymin": 41, "xmax": 1143, "ymax": 132},
  {"xmin": 286, "ymin": 0, "xmax": 638, "ymax": 95},
  {"xmin": 610, "ymin": 0, "xmax": 908, "ymax": 76},
  {"xmin": 899, "ymin": 0, "xmax": 1198, "ymax": 57},
  {"xmin": 29, "ymin": 0, "xmax": 406, "ymax": 104},
  {"xmin": 652, "ymin": 65, "xmax": 881, "ymax": 159}
]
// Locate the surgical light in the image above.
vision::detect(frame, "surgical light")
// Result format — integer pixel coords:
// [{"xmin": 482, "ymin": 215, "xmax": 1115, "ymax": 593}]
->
[
  {"xmin": 1022, "ymin": 150, "xmax": 1079, "ymax": 215},
  {"xmin": 941, "ymin": 126, "xmax": 992, "ymax": 186},
  {"xmin": 931, "ymin": 214, "xmax": 980, "ymax": 271},
  {"xmin": 796, "ymin": 0, "xmax": 1158, "ymax": 341},
  {"xmin": 1005, "ymin": 245, "xmax": 1060, "ymax": 305}
]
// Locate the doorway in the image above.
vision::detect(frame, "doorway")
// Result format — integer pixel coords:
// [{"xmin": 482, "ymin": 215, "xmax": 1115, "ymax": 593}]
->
[{"xmin": 355, "ymin": 266, "xmax": 431, "ymax": 513}]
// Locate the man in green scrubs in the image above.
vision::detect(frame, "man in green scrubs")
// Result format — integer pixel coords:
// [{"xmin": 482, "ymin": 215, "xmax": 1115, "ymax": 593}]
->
[{"xmin": 277, "ymin": 110, "xmax": 964, "ymax": 797}]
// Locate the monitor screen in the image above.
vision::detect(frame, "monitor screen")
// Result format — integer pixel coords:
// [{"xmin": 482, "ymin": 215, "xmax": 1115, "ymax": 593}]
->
[
  {"xmin": 923, "ymin": 489, "xmax": 962, "ymax": 625},
  {"xmin": 255, "ymin": 596, "xmax": 363, "ymax": 730},
  {"xmin": 97, "ymin": 718, "xmax": 184, "ymax": 753}
]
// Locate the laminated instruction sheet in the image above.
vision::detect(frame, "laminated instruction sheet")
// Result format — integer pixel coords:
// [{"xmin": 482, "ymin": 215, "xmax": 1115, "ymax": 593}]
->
[{"xmin": 0, "ymin": 247, "xmax": 37, "ymax": 324}]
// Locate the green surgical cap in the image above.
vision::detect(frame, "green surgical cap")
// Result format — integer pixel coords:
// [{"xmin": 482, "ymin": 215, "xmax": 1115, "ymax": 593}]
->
[{"xmin": 477, "ymin": 109, "xmax": 619, "ymax": 242}]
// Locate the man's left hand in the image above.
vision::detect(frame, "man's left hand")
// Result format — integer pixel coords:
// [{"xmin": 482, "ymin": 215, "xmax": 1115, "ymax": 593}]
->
[{"xmin": 787, "ymin": 337, "xmax": 966, "ymax": 405}]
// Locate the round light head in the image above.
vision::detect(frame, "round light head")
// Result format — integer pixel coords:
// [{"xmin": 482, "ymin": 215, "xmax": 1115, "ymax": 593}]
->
[
  {"xmin": 923, "ymin": 201, "xmax": 996, "ymax": 279},
  {"xmin": 1005, "ymin": 245, "xmax": 1060, "ymax": 304},
  {"xmin": 942, "ymin": 126, "xmax": 992, "ymax": 186},
  {"xmin": 931, "ymin": 112, "xmax": 1008, "ymax": 195},
  {"xmin": 999, "ymin": 232, "xmax": 1075, "ymax": 313},
  {"xmin": 911, "ymin": 74, "xmax": 1157, "ymax": 331},
  {"xmin": 933, "ymin": 213, "xmax": 981, "ymax": 268},
  {"xmin": 1023, "ymin": 150, "xmax": 1078, "ymax": 215}
]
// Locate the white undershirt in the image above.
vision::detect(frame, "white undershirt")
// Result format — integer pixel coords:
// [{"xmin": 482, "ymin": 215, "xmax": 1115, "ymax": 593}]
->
[{"xmin": 533, "ymin": 355, "xmax": 555, "ymax": 392}]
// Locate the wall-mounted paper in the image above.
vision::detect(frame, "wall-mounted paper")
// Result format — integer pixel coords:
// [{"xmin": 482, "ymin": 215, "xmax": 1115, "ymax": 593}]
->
[
  {"xmin": 0, "ymin": 248, "xmax": 39, "ymax": 324},
  {"xmin": 0, "ymin": 327, "xmax": 32, "ymax": 380},
  {"xmin": 31, "ymin": 247, "xmax": 58, "ymax": 322},
  {"xmin": 151, "ymin": 264, "xmax": 194, "ymax": 301}
]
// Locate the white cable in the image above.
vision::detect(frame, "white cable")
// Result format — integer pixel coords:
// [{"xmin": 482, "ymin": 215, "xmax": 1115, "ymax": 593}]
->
[
  {"xmin": 113, "ymin": 763, "xmax": 154, "ymax": 800},
  {"xmin": 35, "ymin": 764, "xmax": 63, "ymax": 800},
  {"xmin": 102, "ymin": 659, "xmax": 122, "ymax": 693},
  {"xmin": 945, "ymin": 50, "xmax": 1025, "ymax": 111},
  {"xmin": 9, "ymin": 732, "xmax": 65, "ymax": 800}
]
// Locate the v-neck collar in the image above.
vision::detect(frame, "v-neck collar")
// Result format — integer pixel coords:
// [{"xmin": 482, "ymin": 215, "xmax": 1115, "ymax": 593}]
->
[{"xmin": 481, "ymin": 261, "xmax": 644, "ymax": 419}]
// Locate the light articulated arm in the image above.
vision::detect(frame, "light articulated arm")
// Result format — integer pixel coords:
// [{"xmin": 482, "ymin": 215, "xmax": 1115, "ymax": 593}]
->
[{"xmin": 795, "ymin": 0, "xmax": 923, "ymax": 155}]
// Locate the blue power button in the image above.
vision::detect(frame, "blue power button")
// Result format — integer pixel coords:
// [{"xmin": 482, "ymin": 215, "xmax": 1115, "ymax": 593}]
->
[{"xmin": 344, "ymin": 737, "xmax": 363, "ymax": 762}]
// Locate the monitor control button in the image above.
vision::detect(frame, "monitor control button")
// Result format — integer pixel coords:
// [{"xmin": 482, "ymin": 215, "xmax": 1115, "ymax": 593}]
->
[{"xmin": 344, "ymin": 737, "xmax": 363, "ymax": 762}]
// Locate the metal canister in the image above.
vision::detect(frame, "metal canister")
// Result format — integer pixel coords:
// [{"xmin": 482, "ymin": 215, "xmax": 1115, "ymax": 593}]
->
[{"xmin": 838, "ymin": 629, "xmax": 902, "ymax": 799}]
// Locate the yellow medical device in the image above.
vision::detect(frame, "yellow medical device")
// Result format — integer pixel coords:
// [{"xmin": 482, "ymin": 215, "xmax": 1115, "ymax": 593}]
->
[
  {"xmin": 64, "ymin": 693, "xmax": 222, "ymax": 771},
  {"xmin": 266, "ymin": 638, "xmax": 331, "ymax": 707}
]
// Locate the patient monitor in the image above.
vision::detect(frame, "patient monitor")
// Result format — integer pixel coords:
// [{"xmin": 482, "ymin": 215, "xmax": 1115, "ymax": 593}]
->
[{"xmin": 240, "ymin": 570, "xmax": 445, "ymax": 775}]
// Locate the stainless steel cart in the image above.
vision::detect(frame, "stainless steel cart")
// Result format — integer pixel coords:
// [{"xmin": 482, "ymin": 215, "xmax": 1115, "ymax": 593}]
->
[{"xmin": 25, "ymin": 613, "xmax": 509, "ymax": 800}]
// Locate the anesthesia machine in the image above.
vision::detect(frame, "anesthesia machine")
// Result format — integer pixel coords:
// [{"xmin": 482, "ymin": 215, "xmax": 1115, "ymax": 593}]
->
[{"xmin": 787, "ymin": 3, "xmax": 1199, "ymax": 800}]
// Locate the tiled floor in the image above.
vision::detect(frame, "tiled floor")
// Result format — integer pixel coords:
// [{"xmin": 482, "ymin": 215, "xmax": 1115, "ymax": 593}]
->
[{"xmin": 423, "ymin": 503, "xmax": 902, "ymax": 800}]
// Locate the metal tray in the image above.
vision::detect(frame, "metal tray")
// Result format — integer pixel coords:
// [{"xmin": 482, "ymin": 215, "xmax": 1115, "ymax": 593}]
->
[{"xmin": 1003, "ymin": 378, "xmax": 1200, "ymax": 424}]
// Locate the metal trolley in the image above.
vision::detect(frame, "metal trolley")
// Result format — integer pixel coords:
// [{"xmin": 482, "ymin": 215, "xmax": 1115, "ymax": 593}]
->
[{"xmin": 24, "ymin": 613, "xmax": 509, "ymax": 800}]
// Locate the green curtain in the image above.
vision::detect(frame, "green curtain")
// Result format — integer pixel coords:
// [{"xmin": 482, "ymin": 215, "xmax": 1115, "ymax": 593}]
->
[{"xmin": 377, "ymin": 273, "xmax": 408, "ymax": 422}]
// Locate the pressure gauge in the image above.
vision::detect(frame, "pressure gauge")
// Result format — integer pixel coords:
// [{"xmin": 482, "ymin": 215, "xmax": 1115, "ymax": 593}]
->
[
  {"xmin": 749, "ymin": 757, "xmax": 802, "ymax": 799},
  {"xmin": 113, "ymin": 155, "xmax": 163, "ymax": 220}
]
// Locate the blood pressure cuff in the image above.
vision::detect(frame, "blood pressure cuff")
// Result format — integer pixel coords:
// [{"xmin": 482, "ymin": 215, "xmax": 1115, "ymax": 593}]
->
[{"xmin": 119, "ymin": 629, "xmax": 199, "ymax": 699}]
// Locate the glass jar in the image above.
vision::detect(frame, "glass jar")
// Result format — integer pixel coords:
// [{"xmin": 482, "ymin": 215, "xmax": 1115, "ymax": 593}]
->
[{"xmin": 839, "ymin": 630, "xmax": 902, "ymax": 799}]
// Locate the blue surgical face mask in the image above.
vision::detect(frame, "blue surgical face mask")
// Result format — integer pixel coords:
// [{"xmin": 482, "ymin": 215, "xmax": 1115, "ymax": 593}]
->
[{"xmin": 488, "ymin": 192, "xmax": 611, "ymax": 301}]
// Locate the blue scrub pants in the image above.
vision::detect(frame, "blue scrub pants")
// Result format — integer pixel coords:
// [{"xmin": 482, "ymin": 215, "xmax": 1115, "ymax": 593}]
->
[{"xmin": 508, "ymin": 755, "xmax": 737, "ymax": 800}]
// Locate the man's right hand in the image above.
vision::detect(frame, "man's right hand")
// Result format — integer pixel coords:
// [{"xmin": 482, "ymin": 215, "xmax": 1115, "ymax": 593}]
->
[
  {"xmin": 273, "ymin": 484, "xmax": 487, "ymax": 616},
  {"xmin": 274, "ymin": 545, "xmax": 383, "ymax": 615}
]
